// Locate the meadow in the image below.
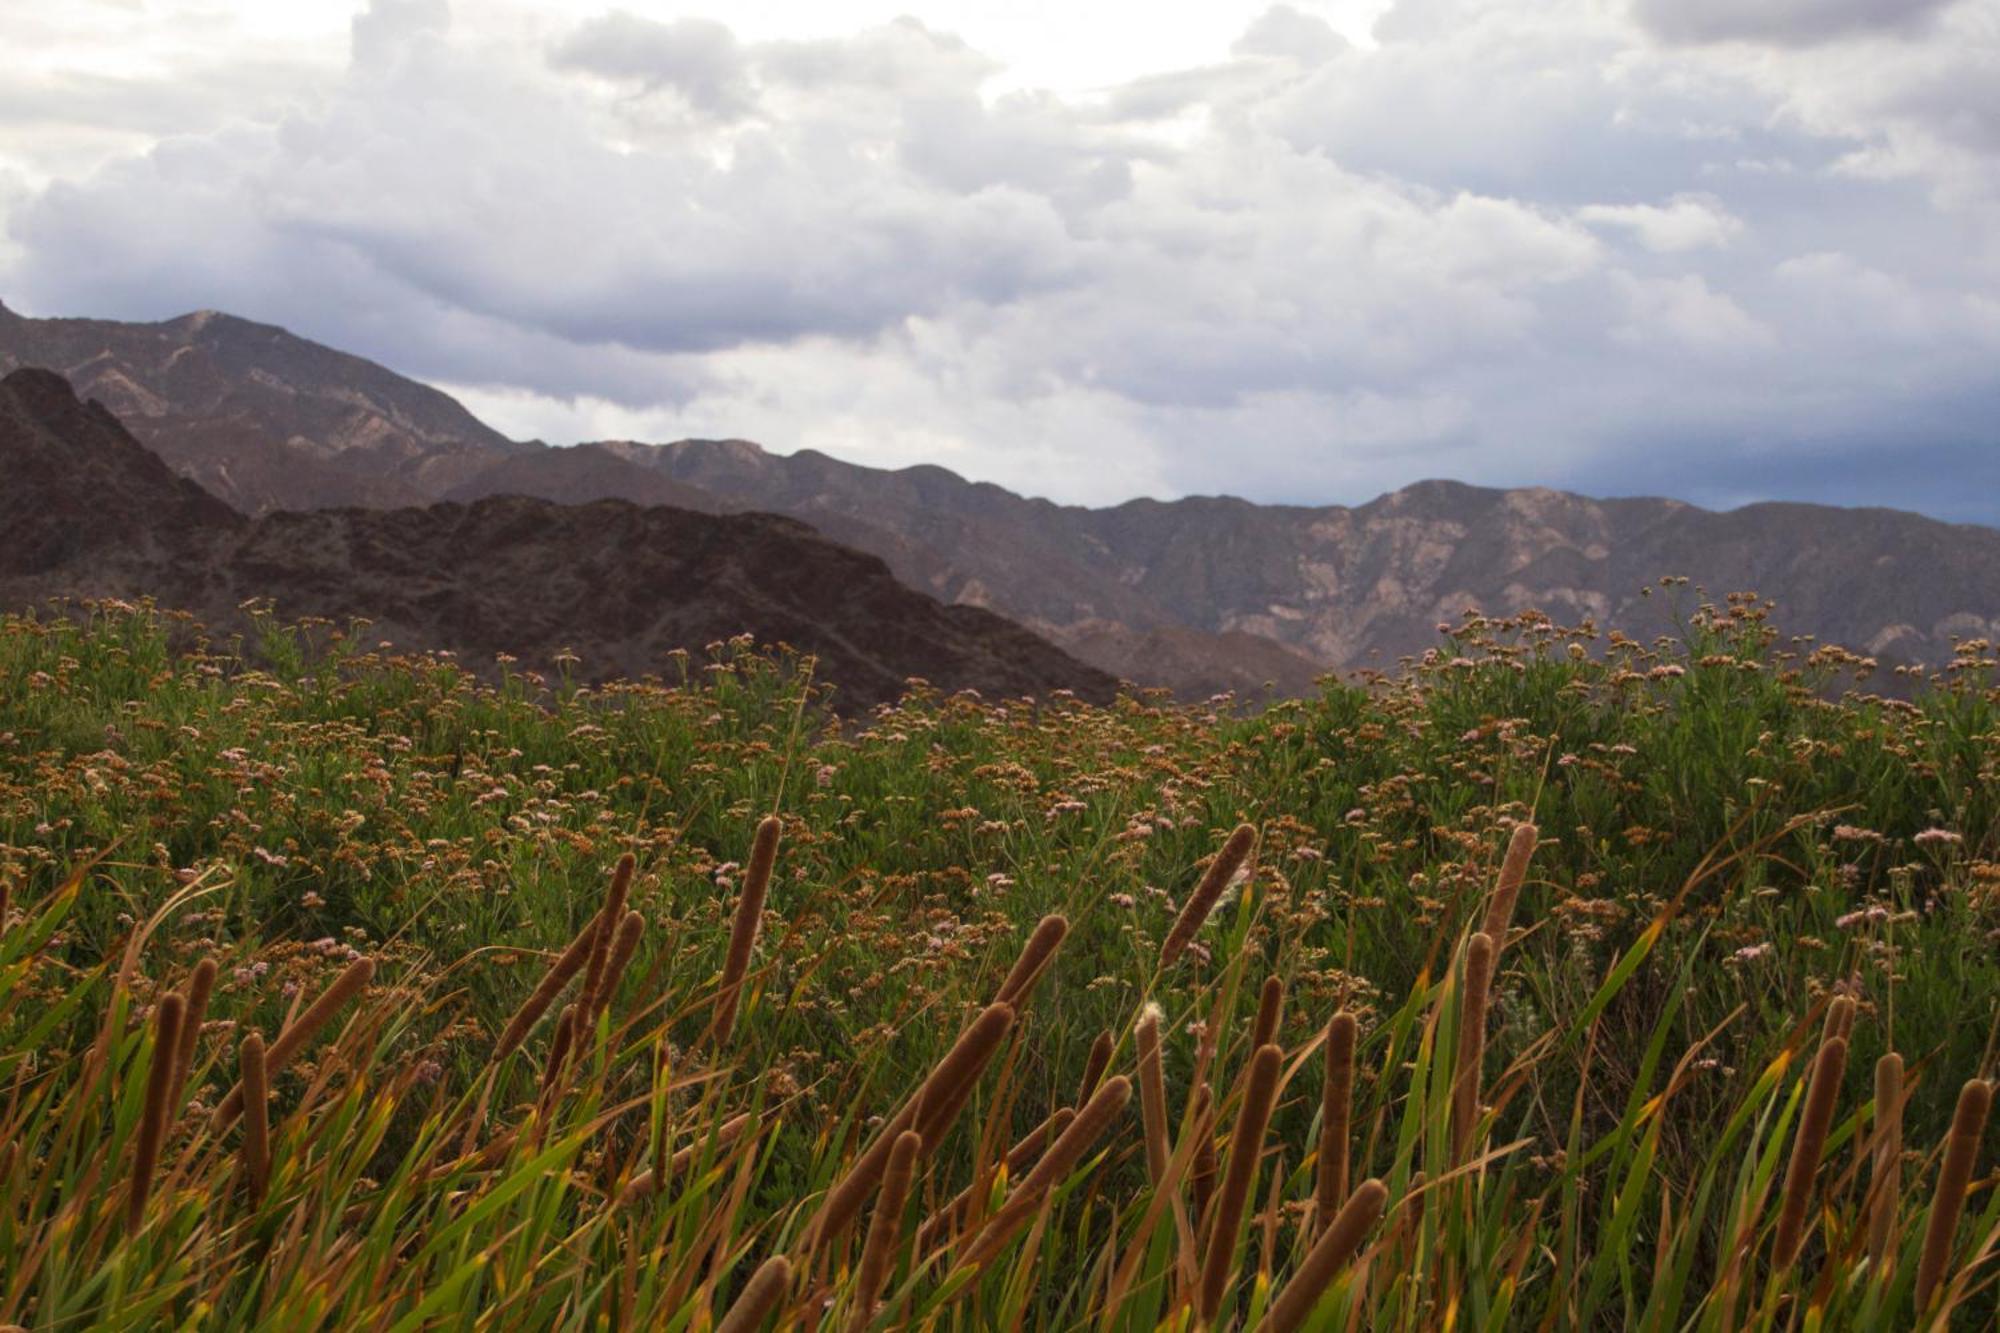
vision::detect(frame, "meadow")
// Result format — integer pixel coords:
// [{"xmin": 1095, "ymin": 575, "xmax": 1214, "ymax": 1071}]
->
[{"xmin": 0, "ymin": 590, "xmax": 1996, "ymax": 1330}]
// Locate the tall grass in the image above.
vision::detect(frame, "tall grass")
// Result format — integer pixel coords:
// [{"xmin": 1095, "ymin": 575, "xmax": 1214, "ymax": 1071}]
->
[{"xmin": 0, "ymin": 596, "xmax": 1996, "ymax": 1327}]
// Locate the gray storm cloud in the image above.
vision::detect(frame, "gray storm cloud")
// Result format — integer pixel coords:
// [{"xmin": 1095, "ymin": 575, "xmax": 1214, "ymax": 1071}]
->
[{"xmin": 1, "ymin": 0, "xmax": 1995, "ymax": 517}]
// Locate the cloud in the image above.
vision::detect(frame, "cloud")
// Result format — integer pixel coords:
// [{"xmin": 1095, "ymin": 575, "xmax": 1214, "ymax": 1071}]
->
[
  {"xmin": 1, "ymin": 0, "xmax": 1996, "ymax": 522},
  {"xmin": 1631, "ymin": 0, "xmax": 1959, "ymax": 48},
  {"xmin": 1233, "ymin": 5, "xmax": 1349, "ymax": 65},
  {"xmin": 1579, "ymin": 195, "xmax": 1743, "ymax": 251},
  {"xmin": 549, "ymin": 12, "xmax": 755, "ymax": 119}
]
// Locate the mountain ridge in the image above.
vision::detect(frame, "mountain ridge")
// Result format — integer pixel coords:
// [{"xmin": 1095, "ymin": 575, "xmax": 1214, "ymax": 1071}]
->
[
  {"xmin": 5, "ymin": 300, "xmax": 1997, "ymax": 692},
  {"xmin": 0, "ymin": 367, "xmax": 1119, "ymax": 711}
]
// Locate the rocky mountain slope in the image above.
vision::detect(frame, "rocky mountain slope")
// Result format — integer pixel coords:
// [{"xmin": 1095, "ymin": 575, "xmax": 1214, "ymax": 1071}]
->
[
  {"xmin": 591, "ymin": 441, "xmax": 2000, "ymax": 675},
  {"xmin": 7, "ymin": 301, "xmax": 1998, "ymax": 687},
  {"xmin": 0, "ymin": 369, "xmax": 1117, "ymax": 711},
  {"xmin": 0, "ymin": 299, "xmax": 528, "ymax": 513}
]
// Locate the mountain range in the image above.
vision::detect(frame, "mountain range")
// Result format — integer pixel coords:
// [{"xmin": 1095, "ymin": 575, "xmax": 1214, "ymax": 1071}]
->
[
  {"xmin": 4, "ymin": 297, "xmax": 1998, "ymax": 697},
  {"xmin": 0, "ymin": 366, "xmax": 1116, "ymax": 711}
]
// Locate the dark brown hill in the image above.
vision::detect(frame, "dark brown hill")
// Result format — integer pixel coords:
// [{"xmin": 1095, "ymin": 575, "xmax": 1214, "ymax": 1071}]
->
[
  {"xmin": 0, "ymin": 366, "xmax": 241, "ymax": 576},
  {"xmin": 0, "ymin": 370, "xmax": 1117, "ymax": 711}
]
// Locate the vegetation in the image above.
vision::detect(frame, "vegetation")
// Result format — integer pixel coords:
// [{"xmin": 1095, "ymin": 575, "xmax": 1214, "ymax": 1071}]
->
[{"xmin": 1, "ymin": 591, "xmax": 1996, "ymax": 1329}]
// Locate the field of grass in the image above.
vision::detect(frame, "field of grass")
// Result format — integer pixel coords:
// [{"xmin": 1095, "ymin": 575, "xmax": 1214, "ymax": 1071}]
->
[{"xmin": 1, "ymin": 591, "xmax": 1997, "ymax": 1330}]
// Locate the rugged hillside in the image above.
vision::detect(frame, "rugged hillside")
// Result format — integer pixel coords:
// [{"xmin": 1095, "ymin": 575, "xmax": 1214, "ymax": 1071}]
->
[
  {"xmin": 0, "ymin": 370, "xmax": 1117, "ymax": 711},
  {"xmin": 0, "ymin": 299, "xmax": 528, "ymax": 513},
  {"xmin": 8, "ymin": 301, "xmax": 1998, "ymax": 687},
  {"xmin": 608, "ymin": 444, "xmax": 2000, "ymax": 671},
  {"xmin": 0, "ymin": 367, "xmax": 243, "ymax": 578}
]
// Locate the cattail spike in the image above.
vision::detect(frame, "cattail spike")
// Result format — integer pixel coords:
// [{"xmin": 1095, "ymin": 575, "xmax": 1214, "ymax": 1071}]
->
[
  {"xmin": 1916, "ymin": 1078, "xmax": 1992, "ymax": 1312},
  {"xmin": 1077, "ymin": 1029, "xmax": 1114, "ymax": 1106},
  {"xmin": 1252, "ymin": 976, "xmax": 1285, "ymax": 1053},
  {"xmin": 652, "ymin": 1040, "xmax": 674, "ymax": 1186},
  {"xmin": 169, "ymin": 957, "xmax": 217, "ymax": 1117},
  {"xmin": 812, "ymin": 1003, "xmax": 1015, "ymax": 1249},
  {"xmin": 1161, "ymin": 824, "xmax": 1257, "ymax": 967},
  {"xmin": 1453, "ymin": 934, "xmax": 1495, "ymax": 1161},
  {"xmin": 1258, "ymin": 1179, "xmax": 1388, "ymax": 1333},
  {"xmin": 240, "ymin": 1031, "xmax": 270, "ymax": 1205},
  {"xmin": 578, "ymin": 853, "xmax": 636, "ymax": 1032},
  {"xmin": 1822, "ymin": 992, "xmax": 1857, "ymax": 1048},
  {"xmin": 993, "ymin": 914, "xmax": 1069, "ymax": 1010},
  {"xmin": 129, "ymin": 993, "xmax": 184, "ymax": 1233},
  {"xmin": 597, "ymin": 911, "xmax": 645, "ymax": 1023},
  {"xmin": 851, "ymin": 1130, "xmax": 921, "ymax": 1332},
  {"xmin": 1771, "ymin": 1034, "xmax": 1849, "ymax": 1268},
  {"xmin": 1316, "ymin": 1011, "xmax": 1357, "ymax": 1235},
  {"xmin": 712, "ymin": 820, "xmax": 779, "ymax": 1046},
  {"xmin": 1480, "ymin": 822, "xmax": 1538, "ymax": 958},
  {"xmin": 493, "ymin": 918, "xmax": 600, "ymax": 1061},
  {"xmin": 1199, "ymin": 1043, "xmax": 1284, "ymax": 1321},
  {"xmin": 917, "ymin": 1106, "xmax": 1075, "ymax": 1249},
  {"xmin": 1136, "ymin": 1004, "xmax": 1171, "ymax": 1188},
  {"xmin": 541, "ymin": 1005, "xmax": 578, "ymax": 1101},
  {"xmin": 960, "ymin": 1076, "xmax": 1132, "ymax": 1268},
  {"xmin": 716, "ymin": 1254, "xmax": 793, "ymax": 1333},
  {"xmin": 1868, "ymin": 1052, "xmax": 1904, "ymax": 1271},
  {"xmin": 619, "ymin": 1112, "xmax": 758, "ymax": 1204},
  {"xmin": 212, "ymin": 956, "xmax": 373, "ymax": 1130}
]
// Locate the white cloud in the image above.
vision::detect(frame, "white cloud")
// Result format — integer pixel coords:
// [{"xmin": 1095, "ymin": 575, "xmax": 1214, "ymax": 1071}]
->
[
  {"xmin": 0, "ymin": 0, "xmax": 1995, "ymax": 520},
  {"xmin": 1579, "ymin": 195, "xmax": 1742, "ymax": 251}
]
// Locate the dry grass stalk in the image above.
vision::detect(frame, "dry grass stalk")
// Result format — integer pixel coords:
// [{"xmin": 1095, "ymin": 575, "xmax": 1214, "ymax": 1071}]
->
[
  {"xmin": 812, "ymin": 1003, "xmax": 1015, "ymax": 1249},
  {"xmin": 1259, "ymin": 1149, "xmax": 1285, "ymax": 1281},
  {"xmin": 128, "ymin": 992, "xmax": 184, "ymax": 1234},
  {"xmin": 716, "ymin": 1254, "xmax": 793, "ymax": 1333},
  {"xmin": 993, "ymin": 914, "xmax": 1069, "ymax": 1009},
  {"xmin": 240, "ymin": 1031, "xmax": 269, "ymax": 1205},
  {"xmin": 619, "ymin": 1112, "xmax": 759, "ymax": 1203},
  {"xmin": 1915, "ymin": 1077, "xmax": 1993, "ymax": 1312},
  {"xmin": 212, "ymin": 956, "xmax": 374, "ymax": 1130},
  {"xmin": 850, "ymin": 1130, "xmax": 921, "ymax": 1332},
  {"xmin": 1199, "ymin": 1043, "xmax": 1283, "ymax": 1321},
  {"xmin": 960, "ymin": 1076, "xmax": 1132, "ymax": 1268},
  {"xmin": 1160, "ymin": 823, "xmax": 1257, "ymax": 967},
  {"xmin": 713, "ymin": 818, "xmax": 780, "ymax": 1045},
  {"xmin": 1136, "ymin": 1004, "xmax": 1171, "ymax": 1188},
  {"xmin": 1190, "ymin": 1081, "xmax": 1218, "ymax": 1224},
  {"xmin": 1453, "ymin": 934, "xmax": 1495, "ymax": 1161},
  {"xmin": 1869, "ymin": 1052, "xmax": 1904, "ymax": 1270},
  {"xmin": 1771, "ymin": 1032, "xmax": 1849, "ymax": 1267},
  {"xmin": 578, "ymin": 853, "xmax": 636, "ymax": 1030},
  {"xmin": 1252, "ymin": 976, "xmax": 1285, "ymax": 1053},
  {"xmin": 169, "ymin": 956, "xmax": 217, "ymax": 1116},
  {"xmin": 1077, "ymin": 1029, "xmax": 1114, "ymax": 1106},
  {"xmin": 1316, "ymin": 1011, "xmax": 1357, "ymax": 1235},
  {"xmin": 493, "ymin": 917, "xmax": 601, "ymax": 1060},
  {"xmin": 1479, "ymin": 822, "xmax": 1538, "ymax": 958},
  {"xmin": 1258, "ymin": 1179, "xmax": 1388, "ymax": 1333}
]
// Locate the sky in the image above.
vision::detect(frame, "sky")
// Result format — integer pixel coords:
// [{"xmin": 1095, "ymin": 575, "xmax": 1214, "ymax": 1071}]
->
[{"xmin": 2, "ymin": 0, "xmax": 1997, "ymax": 520}]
